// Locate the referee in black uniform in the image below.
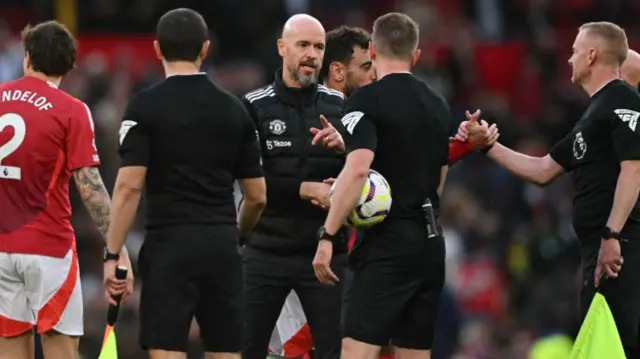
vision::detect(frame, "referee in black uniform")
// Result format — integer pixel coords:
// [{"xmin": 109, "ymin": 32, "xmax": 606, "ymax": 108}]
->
[
  {"xmin": 104, "ymin": 8, "xmax": 266, "ymax": 358},
  {"xmin": 314, "ymin": 12, "xmax": 451, "ymax": 359},
  {"xmin": 483, "ymin": 22, "xmax": 640, "ymax": 357}
]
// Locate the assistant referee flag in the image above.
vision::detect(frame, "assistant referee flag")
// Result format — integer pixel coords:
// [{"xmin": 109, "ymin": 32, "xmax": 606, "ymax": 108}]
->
[
  {"xmin": 570, "ymin": 292, "xmax": 625, "ymax": 359},
  {"xmin": 99, "ymin": 328, "xmax": 118, "ymax": 359}
]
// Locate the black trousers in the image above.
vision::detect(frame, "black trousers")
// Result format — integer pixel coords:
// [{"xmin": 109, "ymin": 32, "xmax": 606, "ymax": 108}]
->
[{"xmin": 243, "ymin": 246, "xmax": 347, "ymax": 359}]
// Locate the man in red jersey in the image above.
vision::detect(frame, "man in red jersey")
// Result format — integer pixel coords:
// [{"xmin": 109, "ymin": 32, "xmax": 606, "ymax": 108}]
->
[{"xmin": 0, "ymin": 21, "xmax": 132, "ymax": 359}]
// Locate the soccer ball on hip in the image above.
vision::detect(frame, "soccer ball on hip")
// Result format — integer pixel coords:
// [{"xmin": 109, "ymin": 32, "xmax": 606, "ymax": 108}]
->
[{"xmin": 330, "ymin": 169, "xmax": 392, "ymax": 227}]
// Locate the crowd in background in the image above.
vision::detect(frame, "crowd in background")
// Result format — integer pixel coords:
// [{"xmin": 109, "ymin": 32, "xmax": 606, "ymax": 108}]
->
[{"xmin": 3, "ymin": 0, "xmax": 640, "ymax": 358}]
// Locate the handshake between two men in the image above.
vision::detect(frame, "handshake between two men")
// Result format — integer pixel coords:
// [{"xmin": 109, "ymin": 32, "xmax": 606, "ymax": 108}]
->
[{"xmin": 300, "ymin": 110, "xmax": 500, "ymax": 210}]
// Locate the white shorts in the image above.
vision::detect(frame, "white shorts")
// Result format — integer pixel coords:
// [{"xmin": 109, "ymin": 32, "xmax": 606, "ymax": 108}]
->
[
  {"xmin": 269, "ymin": 292, "xmax": 313, "ymax": 357},
  {"xmin": 0, "ymin": 249, "xmax": 83, "ymax": 337}
]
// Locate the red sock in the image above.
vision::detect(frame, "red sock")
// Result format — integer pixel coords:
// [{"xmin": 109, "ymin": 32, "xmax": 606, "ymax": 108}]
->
[{"xmin": 379, "ymin": 355, "xmax": 395, "ymax": 359}]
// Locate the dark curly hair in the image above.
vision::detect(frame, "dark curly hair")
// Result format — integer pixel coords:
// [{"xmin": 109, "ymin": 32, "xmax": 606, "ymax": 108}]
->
[
  {"xmin": 21, "ymin": 21, "xmax": 77, "ymax": 77},
  {"xmin": 320, "ymin": 26, "xmax": 371, "ymax": 80}
]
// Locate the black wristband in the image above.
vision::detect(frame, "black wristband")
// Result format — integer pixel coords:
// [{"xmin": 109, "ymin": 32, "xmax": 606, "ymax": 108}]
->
[
  {"xmin": 603, "ymin": 226, "xmax": 622, "ymax": 240},
  {"xmin": 480, "ymin": 144, "xmax": 494, "ymax": 154}
]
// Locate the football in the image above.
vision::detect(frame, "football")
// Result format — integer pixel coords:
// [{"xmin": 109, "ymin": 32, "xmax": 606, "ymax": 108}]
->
[{"xmin": 330, "ymin": 169, "xmax": 392, "ymax": 227}]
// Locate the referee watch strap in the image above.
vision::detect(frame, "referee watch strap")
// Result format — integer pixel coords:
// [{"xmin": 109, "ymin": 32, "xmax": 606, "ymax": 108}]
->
[
  {"xmin": 317, "ymin": 226, "xmax": 342, "ymax": 244},
  {"xmin": 602, "ymin": 226, "xmax": 622, "ymax": 240},
  {"xmin": 103, "ymin": 248, "xmax": 120, "ymax": 262}
]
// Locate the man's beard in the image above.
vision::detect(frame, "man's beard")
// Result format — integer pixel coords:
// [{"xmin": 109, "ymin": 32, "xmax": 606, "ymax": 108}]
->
[
  {"xmin": 343, "ymin": 71, "xmax": 358, "ymax": 97},
  {"xmin": 288, "ymin": 63, "xmax": 318, "ymax": 87},
  {"xmin": 344, "ymin": 82, "xmax": 356, "ymax": 97}
]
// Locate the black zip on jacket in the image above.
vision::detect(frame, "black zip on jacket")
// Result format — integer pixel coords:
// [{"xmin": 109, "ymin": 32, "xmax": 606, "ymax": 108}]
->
[{"xmin": 241, "ymin": 69, "xmax": 348, "ymax": 254}]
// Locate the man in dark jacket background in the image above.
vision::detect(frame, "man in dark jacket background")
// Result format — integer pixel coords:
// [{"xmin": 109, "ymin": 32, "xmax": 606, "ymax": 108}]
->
[{"xmin": 240, "ymin": 14, "xmax": 348, "ymax": 359}]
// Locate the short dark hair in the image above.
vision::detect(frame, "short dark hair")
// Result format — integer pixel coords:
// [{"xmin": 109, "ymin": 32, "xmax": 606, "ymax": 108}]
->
[
  {"xmin": 320, "ymin": 26, "xmax": 371, "ymax": 80},
  {"xmin": 21, "ymin": 21, "xmax": 76, "ymax": 77},
  {"xmin": 156, "ymin": 8, "xmax": 209, "ymax": 62},
  {"xmin": 372, "ymin": 12, "xmax": 419, "ymax": 61}
]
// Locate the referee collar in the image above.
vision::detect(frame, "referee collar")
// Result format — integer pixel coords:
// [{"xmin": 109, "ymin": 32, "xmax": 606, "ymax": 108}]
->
[
  {"xmin": 166, "ymin": 72, "xmax": 207, "ymax": 78},
  {"xmin": 274, "ymin": 68, "xmax": 318, "ymax": 107},
  {"xmin": 591, "ymin": 78, "xmax": 621, "ymax": 98}
]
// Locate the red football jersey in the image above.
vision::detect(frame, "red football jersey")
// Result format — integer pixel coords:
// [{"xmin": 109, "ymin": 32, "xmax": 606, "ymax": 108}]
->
[{"xmin": 0, "ymin": 76, "xmax": 100, "ymax": 258}]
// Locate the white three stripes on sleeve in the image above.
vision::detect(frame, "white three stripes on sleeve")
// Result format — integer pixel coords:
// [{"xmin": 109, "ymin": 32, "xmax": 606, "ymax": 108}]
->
[
  {"xmin": 318, "ymin": 85, "xmax": 344, "ymax": 99},
  {"xmin": 245, "ymin": 85, "xmax": 275, "ymax": 103},
  {"xmin": 245, "ymin": 84, "xmax": 343, "ymax": 103}
]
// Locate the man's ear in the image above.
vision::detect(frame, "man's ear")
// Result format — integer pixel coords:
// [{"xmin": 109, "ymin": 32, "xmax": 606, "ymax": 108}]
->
[
  {"xmin": 369, "ymin": 41, "xmax": 376, "ymax": 62},
  {"xmin": 199, "ymin": 40, "xmax": 211, "ymax": 61},
  {"xmin": 330, "ymin": 62, "xmax": 344, "ymax": 82},
  {"xmin": 587, "ymin": 47, "xmax": 597, "ymax": 67},
  {"xmin": 411, "ymin": 49, "xmax": 421, "ymax": 67},
  {"xmin": 277, "ymin": 39, "xmax": 286, "ymax": 57},
  {"xmin": 153, "ymin": 40, "xmax": 163, "ymax": 60}
]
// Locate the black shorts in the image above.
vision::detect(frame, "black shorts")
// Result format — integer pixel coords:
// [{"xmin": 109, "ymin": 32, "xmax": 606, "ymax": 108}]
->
[
  {"xmin": 580, "ymin": 228, "xmax": 640, "ymax": 356},
  {"xmin": 344, "ymin": 219, "xmax": 445, "ymax": 350},
  {"xmin": 138, "ymin": 224, "xmax": 243, "ymax": 352}
]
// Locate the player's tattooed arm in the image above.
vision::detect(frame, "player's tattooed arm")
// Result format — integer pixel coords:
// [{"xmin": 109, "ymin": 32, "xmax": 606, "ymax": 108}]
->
[{"xmin": 73, "ymin": 166, "xmax": 111, "ymax": 238}]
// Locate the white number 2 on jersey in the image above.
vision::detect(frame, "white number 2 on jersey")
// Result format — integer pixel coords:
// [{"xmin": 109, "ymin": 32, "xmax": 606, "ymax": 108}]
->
[{"xmin": 0, "ymin": 113, "xmax": 27, "ymax": 180}]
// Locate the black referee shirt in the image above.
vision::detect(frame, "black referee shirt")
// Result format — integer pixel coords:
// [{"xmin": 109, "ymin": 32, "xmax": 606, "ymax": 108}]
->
[
  {"xmin": 342, "ymin": 72, "xmax": 452, "ymax": 219},
  {"xmin": 119, "ymin": 73, "xmax": 263, "ymax": 229},
  {"xmin": 549, "ymin": 79, "xmax": 640, "ymax": 239}
]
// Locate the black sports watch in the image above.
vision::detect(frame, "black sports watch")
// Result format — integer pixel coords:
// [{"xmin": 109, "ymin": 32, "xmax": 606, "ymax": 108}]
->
[
  {"xmin": 317, "ymin": 226, "xmax": 341, "ymax": 243},
  {"xmin": 103, "ymin": 247, "xmax": 120, "ymax": 262},
  {"xmin": 603, "ymin": 226, "xmax": 622, "ymax": 241}
]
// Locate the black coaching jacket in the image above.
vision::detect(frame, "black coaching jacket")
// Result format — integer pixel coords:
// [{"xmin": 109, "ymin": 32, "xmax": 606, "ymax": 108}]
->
[{"xmin": 241, "ymin": 69, "xmax": 348, "ymax": 254}]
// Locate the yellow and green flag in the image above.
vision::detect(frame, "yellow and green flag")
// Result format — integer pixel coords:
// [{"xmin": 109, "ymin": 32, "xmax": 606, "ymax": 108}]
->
[
  {"xmin": 98, "ymin": 325, "xmax": 118, "ymax": 359},
  {"xmin": 570, "ymin": 292, "xmax": 625, "ymax": 359}
]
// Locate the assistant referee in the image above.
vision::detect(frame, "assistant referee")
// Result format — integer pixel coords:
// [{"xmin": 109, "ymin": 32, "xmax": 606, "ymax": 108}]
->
[
  {"xmin": 104, "ymin": 8, "xmax": 266, "ymax": 358},
  {"xmin": 484, "ymin": 22, "xmax": 640, "ymax": 357}
]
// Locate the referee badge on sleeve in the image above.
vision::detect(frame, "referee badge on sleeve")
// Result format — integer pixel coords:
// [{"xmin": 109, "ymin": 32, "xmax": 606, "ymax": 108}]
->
[
  {"xmin": 573, "ymin": 132, "xmax": 587, "ymax": 160},
  {"xmin": 119, "ymin": 120, "xmax": 137, "ymax": 145},
  {"xmin": 341, "ymin": 111, "xmax": 364, "ymax": 134},
  {"xmin": 614, "ymin": 109, "xmax": 639, "ymax": 132}
]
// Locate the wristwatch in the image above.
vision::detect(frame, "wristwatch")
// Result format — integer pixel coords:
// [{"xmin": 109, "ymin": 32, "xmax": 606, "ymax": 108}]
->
[
  {"xmin": 603, "ymin": 226, "xmax": 622, "ymax": 241},
  {"xmin": 317, "ymin": 226, "xmax": 341, "ymax": 243},
  {"xmin": 103, "ymin": 247, "xmax": 120, "ymax": 262}
]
